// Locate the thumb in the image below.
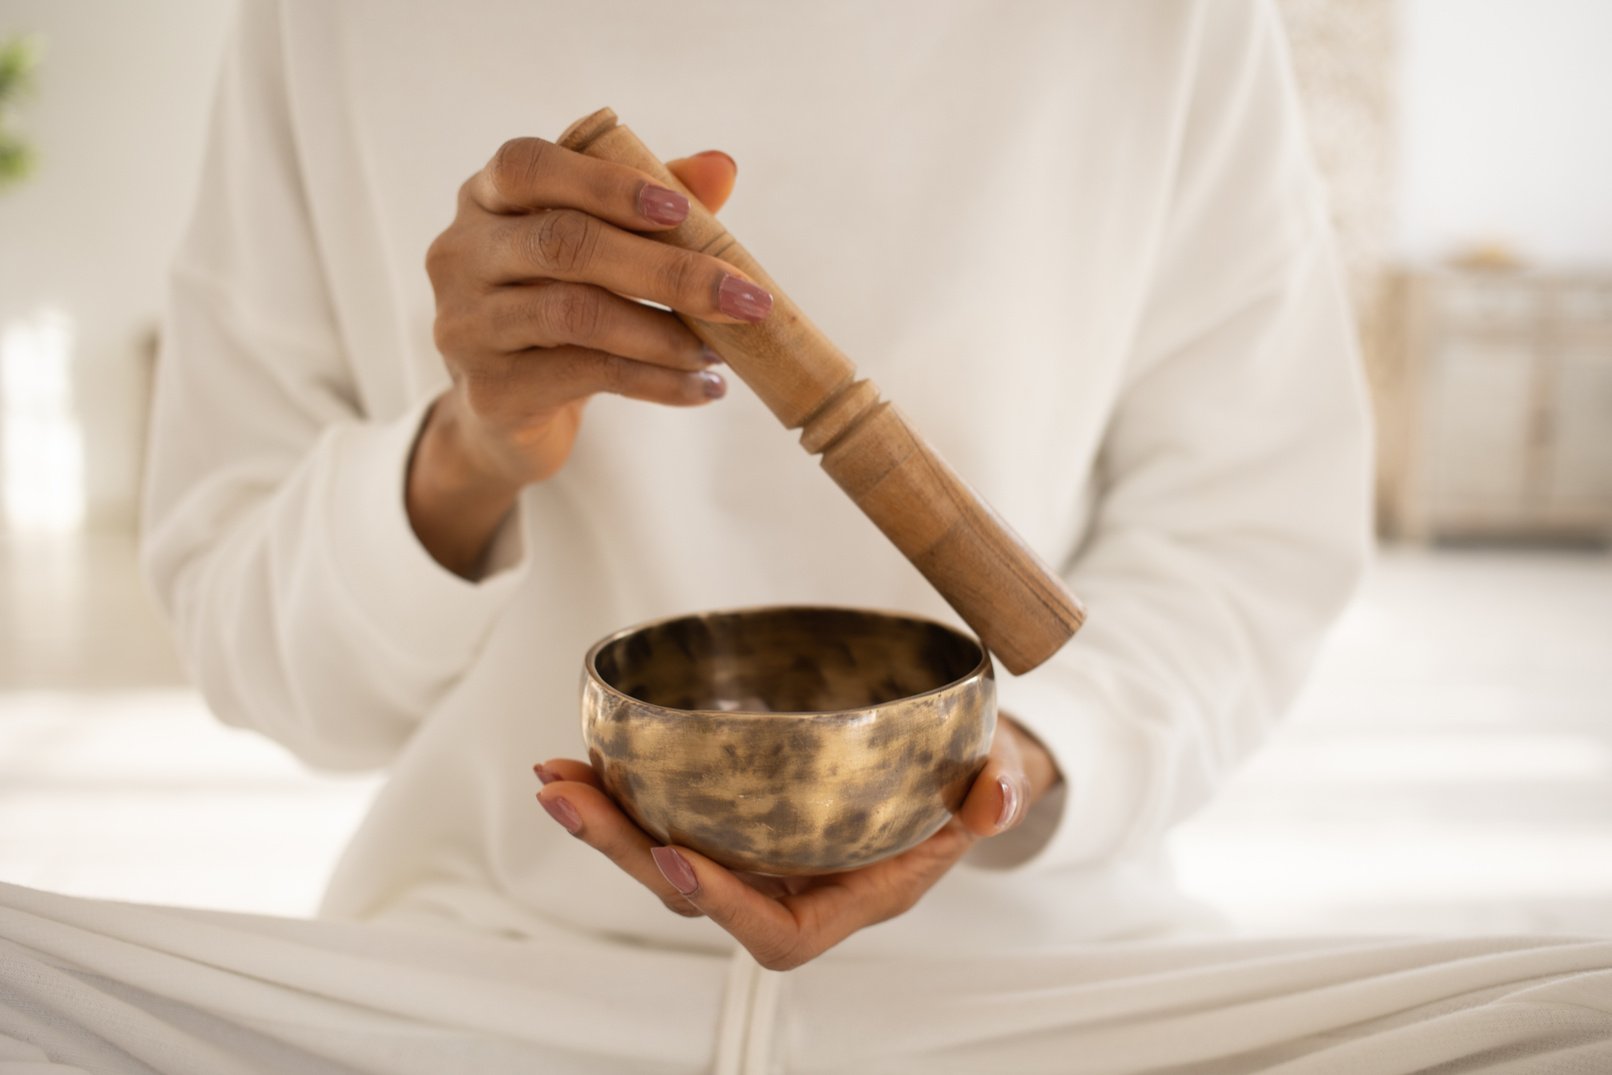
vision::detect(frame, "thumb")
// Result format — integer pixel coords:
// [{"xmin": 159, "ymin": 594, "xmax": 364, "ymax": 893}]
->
[
  {"xmin": 957, "ymin": 717, "xmax": 1029, "ymax": 839},
  {"xmin": 666, "ymin": 150, "xmax": 738, "ymax": 214}
]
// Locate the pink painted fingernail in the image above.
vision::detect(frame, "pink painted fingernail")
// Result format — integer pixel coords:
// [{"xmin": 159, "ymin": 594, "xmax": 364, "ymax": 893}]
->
[
  {"xmin": 717, "ymin": 274, "xmax": 772, "ymax": 323},
  {"xmin": 700, "ymin": 345, "xmax": 723, "ymax": 366},
  {"xmin": 540, "ymin": 794, "xmax": 582, "ymax": 834},
  {"xmin": 638, "ymin": 183, "xmax": 689, "ymax": 226},
  {"xmin": 534, "ymin": 763, "xmax": 558, "ymax": 785},
  {"xmin": 652, "ymin": 846, "xmax": 700, "ymax": 896},
  {"xmin": 996, "ymin": 776, "xmax": 1019, "ymax": 831},
  {"xmin": 699, "ymin": 370, "xmax": 726, "ymax": 399}
]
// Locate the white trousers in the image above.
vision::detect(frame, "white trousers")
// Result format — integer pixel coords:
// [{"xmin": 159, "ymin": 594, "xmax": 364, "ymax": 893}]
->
[{"xmin": 2, "ymin": 882, "xmax": 1610, "ymax": 1074}]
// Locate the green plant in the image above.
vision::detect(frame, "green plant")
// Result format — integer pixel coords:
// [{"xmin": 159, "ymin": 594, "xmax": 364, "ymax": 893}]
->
[{"xmin": 0, "ymin": 34, "xmax": 41, "ymax": 190}]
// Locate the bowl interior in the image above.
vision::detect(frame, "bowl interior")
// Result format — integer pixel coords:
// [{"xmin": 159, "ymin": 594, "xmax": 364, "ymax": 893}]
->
[{"xmin": 591, "ymin": 607, "xmax": 982, "ymax": 713}]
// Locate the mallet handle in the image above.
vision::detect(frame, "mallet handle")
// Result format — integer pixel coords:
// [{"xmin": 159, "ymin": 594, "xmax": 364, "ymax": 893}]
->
[{"xmin": 559, "ymin": 108, "xmax": 1084, "ymax": 674}]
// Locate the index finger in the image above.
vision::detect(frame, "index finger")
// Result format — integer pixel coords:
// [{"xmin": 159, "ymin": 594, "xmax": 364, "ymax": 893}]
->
[
  {"xmin": 470, "ymin": 136, "xmax": 690, "ymax": 232},
  {"xmin": 536, "ymin": 781, "xmax": 707, "ymax": 918}
]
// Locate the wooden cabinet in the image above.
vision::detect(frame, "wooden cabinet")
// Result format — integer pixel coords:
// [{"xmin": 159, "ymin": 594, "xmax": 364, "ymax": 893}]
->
[{"xmin": 1391, "ymin": 268, "xmax": 1612, "ymax": 543}]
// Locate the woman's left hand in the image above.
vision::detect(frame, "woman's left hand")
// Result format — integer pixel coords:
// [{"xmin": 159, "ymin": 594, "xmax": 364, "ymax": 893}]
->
[{"xmin": 534, "ymin": 714, "xmax": 1060, "ymax": 971}]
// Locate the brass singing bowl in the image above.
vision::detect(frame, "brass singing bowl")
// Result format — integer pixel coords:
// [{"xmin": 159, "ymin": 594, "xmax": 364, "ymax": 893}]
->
[{"xmin": 580, "ymin": 606, "xmax": 996, "ymax": 876}]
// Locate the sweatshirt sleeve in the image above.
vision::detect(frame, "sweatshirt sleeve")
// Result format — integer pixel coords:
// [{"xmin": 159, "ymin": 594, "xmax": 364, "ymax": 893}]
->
[
  {"xmin": 970, "ymin": 0, "xmax": 1373, "ymax": 870},
  {"xmin": 139, "ymin": 0, "xmax": 528, "ymax": 771}
]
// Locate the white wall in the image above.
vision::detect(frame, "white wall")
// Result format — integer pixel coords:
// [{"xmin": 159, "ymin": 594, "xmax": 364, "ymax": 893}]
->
[
  {"xmin": 0, "ymin": 1, "xmax": 237, "ymax": 531},
  {"xmin": 3, "ymin": 0, "xmax": 1609, "ymax": 531},
  {"xmin": 1396, "ymin": 0, "xmax": 1612, "ymax": 267}
]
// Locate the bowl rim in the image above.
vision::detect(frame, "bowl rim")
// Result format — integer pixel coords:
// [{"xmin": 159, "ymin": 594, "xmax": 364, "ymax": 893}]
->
[{"xmin": 582, "ymin": 603, "xmax": 994, "ymax": 720}]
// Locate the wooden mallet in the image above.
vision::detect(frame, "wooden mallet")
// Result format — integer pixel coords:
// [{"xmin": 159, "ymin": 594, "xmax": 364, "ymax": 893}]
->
[{"xmin": 560, "ymin": 108, "xmax": 1085, "ymax": 675}]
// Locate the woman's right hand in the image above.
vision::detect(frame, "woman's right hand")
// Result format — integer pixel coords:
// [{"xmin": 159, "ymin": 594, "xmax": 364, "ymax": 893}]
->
[{"xmin": 408, "ymin": 138, "xmax": 770, "ymax": 577}]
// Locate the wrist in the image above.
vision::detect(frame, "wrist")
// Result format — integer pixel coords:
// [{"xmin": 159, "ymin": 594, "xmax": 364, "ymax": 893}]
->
[{"xmin": 406, "ymin": 394, "xmax": 523, "ymax": 578}]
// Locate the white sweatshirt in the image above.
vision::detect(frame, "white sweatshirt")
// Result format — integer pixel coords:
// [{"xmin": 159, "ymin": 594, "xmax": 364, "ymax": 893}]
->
[{"xmin": 142, "ymin": 0, "xmax": 1370, "ymax": 956}]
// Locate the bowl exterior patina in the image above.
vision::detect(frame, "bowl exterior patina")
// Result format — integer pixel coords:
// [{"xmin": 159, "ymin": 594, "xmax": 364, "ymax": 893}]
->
[{"xmin": 580, "ymin": 606, "xmax": 996, "ymax": 876}]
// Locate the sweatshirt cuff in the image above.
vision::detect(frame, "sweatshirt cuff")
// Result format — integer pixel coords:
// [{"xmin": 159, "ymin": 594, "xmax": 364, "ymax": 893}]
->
[
  {"xmin": 324, "ymin": 398, "xmax": 529, "ymax": 669},
  {"xmin": 964, "ymin": 661, "xmax": 1150, "ymax": 872}
]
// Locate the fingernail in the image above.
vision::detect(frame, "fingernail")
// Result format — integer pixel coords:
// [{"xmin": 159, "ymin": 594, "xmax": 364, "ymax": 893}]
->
[
  {"xmin": 696, "ymin": 149, "xmax": 737, "ymax": 175},
  {"xmin": 638, "ymin": 183, "xmax": 689, "ymax": 226},
  {"xmin": 700, "ymin": 345, "xmax": 723, "ymax": 366},
  {"xmin": 533, "ymin": 763, "xmax": 558, "ymax": 785},
  {"xmin": 540, "ymin": 794, "xmax": 582, "ymax": 834},
  {"xmin": 717, "ymin": 274, "xmax": 772, "ymax": 323},
  {"xmin": 698, "ymin": 370, "xmax": 726, "ymax": 399},
  {"xmin": 996, "ymin": 776, "xmax": 1020, "ymax": 831},
  {"xmin": 652, "ymin": 846, "xmax": 700, "ymax": 896}
]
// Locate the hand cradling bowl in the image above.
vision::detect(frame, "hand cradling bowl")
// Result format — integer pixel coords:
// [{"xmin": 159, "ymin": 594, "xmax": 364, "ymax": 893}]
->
[{"xmin": 580, "ymin": 606, "xmax": 996, "ymax": 876}]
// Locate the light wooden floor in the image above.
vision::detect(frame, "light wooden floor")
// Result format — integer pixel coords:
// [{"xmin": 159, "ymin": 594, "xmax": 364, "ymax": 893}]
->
[{"xmin": 1, "ymin": 533, "xmax": 1609, "ymax": 934}]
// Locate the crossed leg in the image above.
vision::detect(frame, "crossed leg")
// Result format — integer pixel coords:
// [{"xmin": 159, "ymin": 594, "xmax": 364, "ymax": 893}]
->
[{"xmin": 3, "ymin": 882, "xmax": 1609, "ymax": 1074}]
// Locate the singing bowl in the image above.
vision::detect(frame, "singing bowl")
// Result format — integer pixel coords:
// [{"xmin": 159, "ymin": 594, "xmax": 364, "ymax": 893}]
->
[{"xmin": 580, "ymin": 606, "xmax": 996, "ymax": 876}]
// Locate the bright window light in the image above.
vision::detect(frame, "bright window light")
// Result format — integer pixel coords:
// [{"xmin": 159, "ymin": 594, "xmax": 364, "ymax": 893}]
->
[{"xmin": 1, "ymin": 308, "xmax": 84, "ymax": 533}]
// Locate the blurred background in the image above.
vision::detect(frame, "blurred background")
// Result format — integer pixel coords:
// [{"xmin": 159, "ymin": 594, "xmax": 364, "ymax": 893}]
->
[{"xmin": 0, "ymin": 2, "xmax": 1608, "ymax": 931}]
